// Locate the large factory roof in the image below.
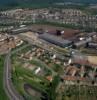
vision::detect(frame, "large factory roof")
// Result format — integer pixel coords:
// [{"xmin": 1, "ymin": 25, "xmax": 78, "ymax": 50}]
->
[
  {"xmin": 39, "ymin": 33, "xmax": 72, "ymax": 47},
  {"xmin": 11, "ymin": 27, "xmax": 30, "ymax": 34},
  {"xmin": 74, "ymin": 37, "xmax": 92, "ymax": 47}
]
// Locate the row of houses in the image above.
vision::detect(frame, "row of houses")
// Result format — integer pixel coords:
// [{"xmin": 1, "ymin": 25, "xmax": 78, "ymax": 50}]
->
[{"xmin": 1, "ymin": 8, "xmax": 97, "ymax": 29}]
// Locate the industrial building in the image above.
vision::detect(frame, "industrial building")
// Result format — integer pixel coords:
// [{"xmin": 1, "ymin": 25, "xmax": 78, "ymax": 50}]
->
[
  {"xmin": 11, "ymin": 27, "xmax": 30, "ymax": 34},
  {"xmin": 39, "ymin": 33, "xmax": 72, "ymax": 48},
  {"xmin": 87, "ymin": 42, "xmax": 97, "ymax": 48},
  {"xmin": 73, "ymin": 37, "xmax": 92, "ymax": 48}
]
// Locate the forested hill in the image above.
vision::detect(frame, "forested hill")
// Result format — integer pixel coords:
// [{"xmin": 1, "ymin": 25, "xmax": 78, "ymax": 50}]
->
[{"xmin": 0, "ymin": 0, "xmax": 97, "ymax": 8}]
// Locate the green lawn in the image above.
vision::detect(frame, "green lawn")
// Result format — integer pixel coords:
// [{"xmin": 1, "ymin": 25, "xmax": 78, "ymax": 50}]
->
[
  {"xmin": 11, "ymin": 57, "xmax": 50, "ymax": 99},
  {"xmin": 0, "ymin": 56, "xmax": 8, "ymax": 100}
]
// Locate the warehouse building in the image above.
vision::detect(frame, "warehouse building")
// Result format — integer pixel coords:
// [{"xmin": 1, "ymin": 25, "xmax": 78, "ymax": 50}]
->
[
  {"xmin": 87, "ymin": 42, "xmax": 97, "ymax": 48},
  {"xmin": 11, "ymin": 27, "xmax": 30, "ymax": 34},
  {"xmin": 39, "ymin": 33, "xmax": 72, "ymax": 48},
  {"xmin": 73, "ymin": 37, "xmax": 92, "ymax": 48}
]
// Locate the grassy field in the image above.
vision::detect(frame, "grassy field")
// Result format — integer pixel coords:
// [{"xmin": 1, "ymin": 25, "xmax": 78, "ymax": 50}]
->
[
  {"xmin": 0, "ymin": 56, "xmax": 8, "ymax": 100},
  {"xmin": 11, "ymin": 55, "xmax": 51, "ymax": 99}
]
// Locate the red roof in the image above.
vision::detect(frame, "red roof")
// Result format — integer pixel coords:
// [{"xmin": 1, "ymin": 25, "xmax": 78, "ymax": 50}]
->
[
  {"xmin": 64, "ymin": 76, "xmax": 86, "ymax": 81},
  {"xmin": 62, "ymin": 30, "xmax": 80, "ymax": 39}
]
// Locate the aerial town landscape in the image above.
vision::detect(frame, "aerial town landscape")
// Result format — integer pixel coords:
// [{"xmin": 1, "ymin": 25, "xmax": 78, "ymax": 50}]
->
[{"xmin": 0, "ymin": 0, "xmax": 97, "ymax": 100}]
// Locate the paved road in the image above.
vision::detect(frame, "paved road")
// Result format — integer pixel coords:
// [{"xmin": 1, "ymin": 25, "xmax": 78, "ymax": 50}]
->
[
  {"xmin": 3, "ymin": 51, "xmax": 24, "ymax": 100},
  {"xmin": 18, "ymin": 34, "xmax": 69, "ymax": 56}
]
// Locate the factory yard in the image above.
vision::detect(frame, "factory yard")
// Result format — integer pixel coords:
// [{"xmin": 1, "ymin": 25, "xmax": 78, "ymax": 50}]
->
[
  {"xmin": 19, "ymin": 31, "xmax": 38, "ymax": 41},
  {"xmin": 88, "ymin": 56, "xmax": 97, "ymax": 65}
]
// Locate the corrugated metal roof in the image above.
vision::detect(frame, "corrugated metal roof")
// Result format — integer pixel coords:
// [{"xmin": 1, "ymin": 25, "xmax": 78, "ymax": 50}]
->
[
  {"xmin": 39, "ymin": 33, "xmax": 72, "ymax": 47},
  {"xmin": 74, "ymin": 37, "xmax": 92, "ymax": 47},
  {"xmin": 11, "ymin": 27, "xmax": 30, "ymax": 34}
]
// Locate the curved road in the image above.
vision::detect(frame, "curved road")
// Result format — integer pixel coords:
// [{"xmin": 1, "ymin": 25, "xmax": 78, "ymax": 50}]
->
[{"xmin": 3, "ymin": 51, "xmax": 24, "ymax": 100}]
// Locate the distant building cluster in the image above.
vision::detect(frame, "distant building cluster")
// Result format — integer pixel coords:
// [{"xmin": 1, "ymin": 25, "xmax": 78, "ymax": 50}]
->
[{"xmin": 0, "ymin": 8, "xmax": 97, "ymax": 29}]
